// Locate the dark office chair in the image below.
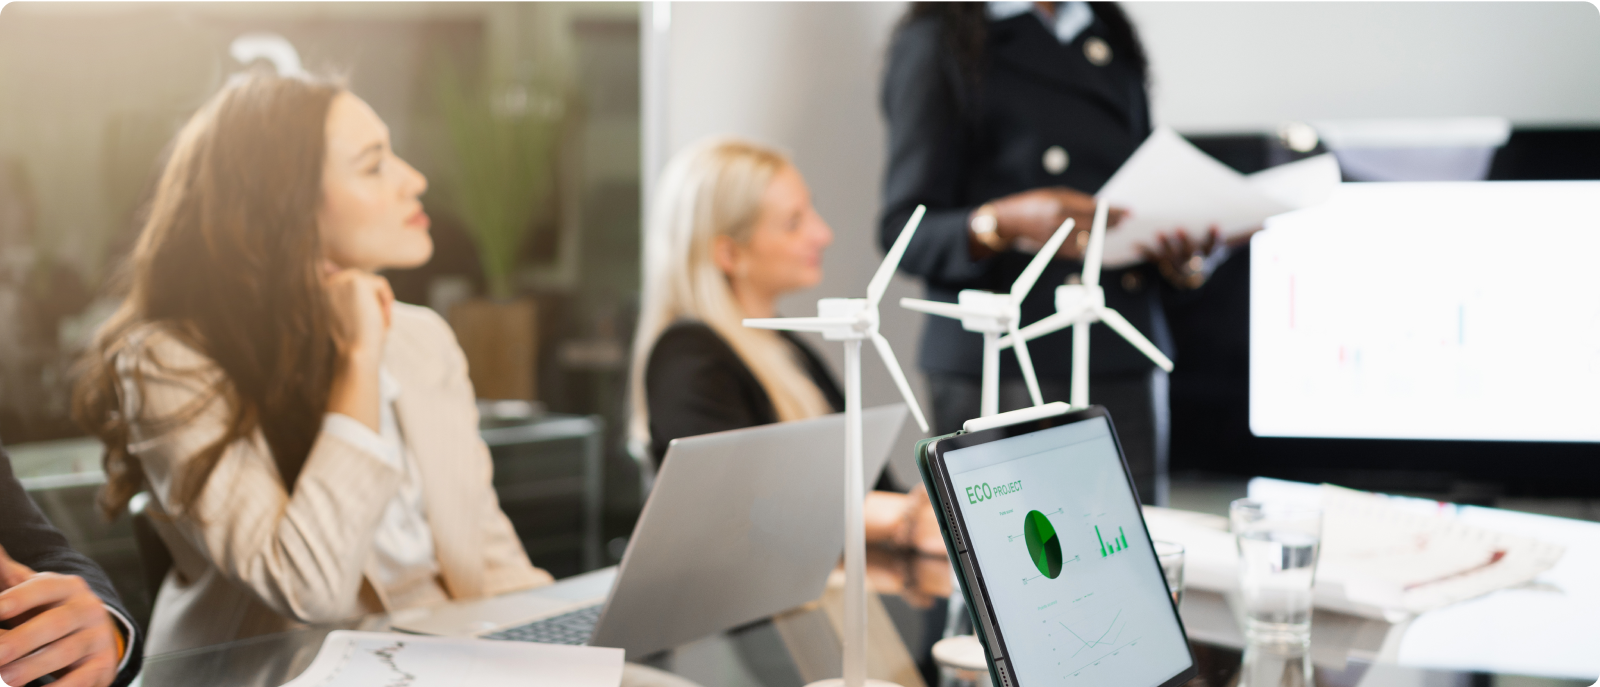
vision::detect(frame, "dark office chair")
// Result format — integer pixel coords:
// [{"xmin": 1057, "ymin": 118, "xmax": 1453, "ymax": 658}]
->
[{"xmin": 128, "ymin": 492, "xmax": 172, "ymax": 606}]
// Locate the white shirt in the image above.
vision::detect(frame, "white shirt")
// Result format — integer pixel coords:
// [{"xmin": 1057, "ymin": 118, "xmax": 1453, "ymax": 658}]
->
[
  {"xmin": 987, "ymin": 1, "xmax": 1094, "ymax": 45},
  {"xmin": 322, "ymin": 369, "xmax": 441, "ymax": 596}
]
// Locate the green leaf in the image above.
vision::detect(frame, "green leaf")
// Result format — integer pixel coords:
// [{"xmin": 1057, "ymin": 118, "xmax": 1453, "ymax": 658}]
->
[{"xmin": 432, "ymin": 52, "xmax": 564, "ymax": 300}]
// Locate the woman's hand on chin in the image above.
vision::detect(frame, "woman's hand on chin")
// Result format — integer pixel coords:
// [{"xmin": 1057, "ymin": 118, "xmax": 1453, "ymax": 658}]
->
[
  {"xmin": 325, "ymin": 267, "xmax": 394, "ymax": 363},
  {"xmin": 324, "ymin": 267, "xmax": 393, "ymax": 431}
]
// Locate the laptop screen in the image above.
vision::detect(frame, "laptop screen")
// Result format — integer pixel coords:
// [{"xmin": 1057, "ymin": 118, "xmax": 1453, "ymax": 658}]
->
[{"xmin": 944, "ymin": 416, "xmax": 1191, "ymax": 686}]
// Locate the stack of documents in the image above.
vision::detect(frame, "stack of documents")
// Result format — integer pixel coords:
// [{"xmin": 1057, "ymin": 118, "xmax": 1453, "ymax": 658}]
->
[
  {"xmin": 1094, "ymin": 127, "xmax": 1341, "ymax": 268},
  {"xmin": 1143, "ymin": 484, "xmax": 1566, "ymax": 621},
  {"xmin": 281, "ymin": 631, "xmax": 625, "ymax": 687}
]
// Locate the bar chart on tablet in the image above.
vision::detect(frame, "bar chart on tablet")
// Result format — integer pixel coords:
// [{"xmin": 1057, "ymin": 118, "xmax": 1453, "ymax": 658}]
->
[{"xmin": 1250, "ymin": 182, "xmax": 1600, "ymax": 443}]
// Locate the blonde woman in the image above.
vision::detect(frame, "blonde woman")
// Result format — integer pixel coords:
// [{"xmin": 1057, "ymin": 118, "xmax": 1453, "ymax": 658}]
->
[{"xmin": 630, "ymin": 137, "xmax": 941, "ymax": 553}]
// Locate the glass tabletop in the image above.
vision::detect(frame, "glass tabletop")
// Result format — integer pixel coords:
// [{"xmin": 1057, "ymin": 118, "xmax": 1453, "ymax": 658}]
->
[{"xmin": 138, "ymin": 548, "xmax": 1590, "ymax": 687}]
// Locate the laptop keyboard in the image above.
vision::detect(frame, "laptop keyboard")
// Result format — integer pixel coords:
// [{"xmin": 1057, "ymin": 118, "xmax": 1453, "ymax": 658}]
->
[{"xmin": 482, "ymin": 603, "xmax": 602, "ymax": 645}]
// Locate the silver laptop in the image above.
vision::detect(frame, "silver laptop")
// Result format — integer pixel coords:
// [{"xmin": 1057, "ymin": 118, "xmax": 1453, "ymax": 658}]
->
[{"xmin": 391, "ymin": 403, "xmax": 909, "ymax": 658}]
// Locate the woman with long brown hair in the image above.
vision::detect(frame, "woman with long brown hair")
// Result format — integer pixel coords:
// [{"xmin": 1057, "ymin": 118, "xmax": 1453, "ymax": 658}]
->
[{"xmin": 74, "ymin": 69, "xmax": 550, "ymax": 655}]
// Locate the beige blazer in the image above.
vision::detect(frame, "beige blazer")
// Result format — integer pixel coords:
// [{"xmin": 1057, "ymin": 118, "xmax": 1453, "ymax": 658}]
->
[{"xmin": 120, "ymin": 303, "xmax": 551, "ymax": 656}]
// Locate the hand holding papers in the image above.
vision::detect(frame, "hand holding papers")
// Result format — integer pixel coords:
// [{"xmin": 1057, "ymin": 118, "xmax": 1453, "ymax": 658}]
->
[
  {"xmin": 281, "ymin": 631, "xmax": 624, "ymax": 687},
  {"xmin": 1095, "ymin": 127, "xmax": 1341, "ymax": 268}
]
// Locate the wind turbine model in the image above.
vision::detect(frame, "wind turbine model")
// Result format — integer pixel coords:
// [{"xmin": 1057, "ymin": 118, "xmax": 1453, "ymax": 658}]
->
[
  {"xmin": 744, "ymin": 205, "xmax": 931, "ymax": 687},
  {"xmin": 899, "ymin": 218, "xmax": 1077, "ymax": 418},
  {"xmin": 998, "ymin": 201, "xmax": 1174, "ymax": 408}
]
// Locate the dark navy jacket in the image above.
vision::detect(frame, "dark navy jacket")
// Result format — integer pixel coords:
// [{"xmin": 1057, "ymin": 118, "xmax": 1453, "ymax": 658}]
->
[
  {"xmin": 1, "ymin": 441, "xmax": 143, "ymax": 687},
  {"xmin": 880, "ymin": 5, "xmax": 1175, "ymax": 380}
]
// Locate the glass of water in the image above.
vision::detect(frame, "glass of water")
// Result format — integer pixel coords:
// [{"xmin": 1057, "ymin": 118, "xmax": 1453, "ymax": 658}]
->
[
  {"xmin": 1230, "ymin": 499, "xmax": 1322, "ymax": 646},
  {"xmin": 1153, "ymin": 540, "xmax": 1185, "ymax": 607}
]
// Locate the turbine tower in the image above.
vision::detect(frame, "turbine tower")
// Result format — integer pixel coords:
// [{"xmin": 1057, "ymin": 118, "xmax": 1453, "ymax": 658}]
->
[{"xmin": 744, "ymin": 206, "xmax": 931, "ymax": 687}]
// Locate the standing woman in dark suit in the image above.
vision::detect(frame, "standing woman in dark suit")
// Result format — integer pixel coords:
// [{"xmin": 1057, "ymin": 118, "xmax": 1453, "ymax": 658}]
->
[{"xmin": 880, "ymin": 2, "xmax": 1215, "ymax": 506}]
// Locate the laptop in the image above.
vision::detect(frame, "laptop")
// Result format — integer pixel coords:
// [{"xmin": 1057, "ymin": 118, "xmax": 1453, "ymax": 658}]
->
[{"xmin": 391, "ymin": 403, "xmax": 909, "ymax": 658}]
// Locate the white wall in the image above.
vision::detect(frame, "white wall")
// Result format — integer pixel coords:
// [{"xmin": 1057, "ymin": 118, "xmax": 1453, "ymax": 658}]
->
[
  {"xmin": 1127, "ymin": 2, "xmax": 1600, "ymax": 132},
  {"xmin": 649, "ymin": 1, "xmax": 929, "ymax": 482},
  {"xmin": 644, "ymin": 1, "xmax": 1600, "ymax": 479}
]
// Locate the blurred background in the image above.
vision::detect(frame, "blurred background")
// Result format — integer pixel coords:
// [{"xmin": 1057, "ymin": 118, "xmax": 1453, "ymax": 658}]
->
[{"xmin": 1, "ymin": 0, "xmax": 1596, "ymax": 630}]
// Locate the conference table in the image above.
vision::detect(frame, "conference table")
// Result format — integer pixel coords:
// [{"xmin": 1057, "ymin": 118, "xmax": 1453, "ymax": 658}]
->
[{"xmin": 136, "ymin": 541, "xmax": 1595, "ymax": 687}]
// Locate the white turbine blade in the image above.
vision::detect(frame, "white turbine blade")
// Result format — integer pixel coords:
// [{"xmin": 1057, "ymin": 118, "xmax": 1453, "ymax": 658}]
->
[
  {"xmin": 870, "ymin": 331, "xmax": 930, "ymax": 433},
  {"xmin": 1012, "ymin": 218, "xmax": 1074, "ymax": 299},
  {"xmin": 900, "ymin": 297, "xmax": 977, "ymax": 321},
  {"xmin": 867, "ymin": 205, "xmax": 926, "ymax": 309},
  {"xmin": 1008, "ymin": 320, "xmax": 1045, "ymax": 408},
  {"xmin": 1095, "ymin": 307, "xmax": 1174, "ymax": 371},
  {"xmin": 742, "ymin": 316, "xmax": 855, "ymax": 332},
  {"xmin": 999, "ymin": 311, "xmax": 1078, "ymax": 348},
  {"xmin": 1083, "ymin": 201, "xmax": 1109, "ymax": 288}
]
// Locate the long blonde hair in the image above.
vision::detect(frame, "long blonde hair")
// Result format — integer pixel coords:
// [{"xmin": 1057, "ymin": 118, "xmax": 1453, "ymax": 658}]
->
[{"xmin": 629, "ymin": 137, "xmax": 833, "ymax": 448}]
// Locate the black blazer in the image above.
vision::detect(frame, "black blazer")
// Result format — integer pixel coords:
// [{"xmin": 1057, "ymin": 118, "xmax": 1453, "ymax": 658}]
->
[
  {"xmin": 0, "ymin": 441, "xmax": 143, "ymax": 687},
  {"xmin": 645, "ymin": 320, "xmax": 844, "ymax": 466},
  {"xmin": 880, "ymin": 5, "xmax": 1175, "ymax": 380}
]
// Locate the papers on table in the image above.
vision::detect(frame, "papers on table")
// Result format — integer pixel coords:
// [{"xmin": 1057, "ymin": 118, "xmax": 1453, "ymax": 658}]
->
[
  {"xmin": 1250, "ymin": 479, "xmax": 1600, "ymax": 680},
  {"xmin": 1094, "ymin": 127, "xmax": 1341, "ymax": 268},
  {"xmin": 281, "ymin": 631, "xmax": 624, "ymax": 687},
  {"xmin": 1142, "ymin": 482, "xmax": 1565, "ymax": 622},
  {"xmin": 1316, "ymin": 485, "xmax": 1565, "ymax": 616}
]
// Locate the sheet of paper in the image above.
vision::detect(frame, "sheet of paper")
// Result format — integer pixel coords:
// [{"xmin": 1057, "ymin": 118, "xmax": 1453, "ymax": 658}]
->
[
  {"xmin": 1399, "ymin": 505, "xmax": 1600, "ymax": 679},
  {"xmin": 1317, "ymin": 485, "xmax": 1566, "ymax": 615},
  {"xmin": 1094, "ymin": 127, "xmax": 1339, "ymax": 268},
  {"xmin": 1245, "ymin": 152, "xmax": 1341, "ymax": 208},
  {"xmin": 281, "ymin": 631, "xmax": 625, "ymax": 687}
]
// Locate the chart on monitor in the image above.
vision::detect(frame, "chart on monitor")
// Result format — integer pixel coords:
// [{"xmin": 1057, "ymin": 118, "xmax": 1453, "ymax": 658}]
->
[{"xmin": 1250, "ymin": 181, "xmax": 1600, "ymax": 443}]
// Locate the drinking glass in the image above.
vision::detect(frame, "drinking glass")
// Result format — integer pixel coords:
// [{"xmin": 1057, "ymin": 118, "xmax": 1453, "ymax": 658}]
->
[
  {"xmin": 1152, "ymin": 540, "xmax": 1185, "ymax": 607},
  {"xmin": 1229, "ymin": 499, "xmax": 1322, "ymax": 646},
  {"xmin": 1240, "ymin": 637, "xmax": 1314, "ymax": 687}
]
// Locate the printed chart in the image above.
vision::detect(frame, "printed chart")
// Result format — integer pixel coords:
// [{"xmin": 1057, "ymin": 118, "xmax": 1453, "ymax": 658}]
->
[{"xmin": 281, "ymin": 631, "xmax": 623, "ymax": 687}]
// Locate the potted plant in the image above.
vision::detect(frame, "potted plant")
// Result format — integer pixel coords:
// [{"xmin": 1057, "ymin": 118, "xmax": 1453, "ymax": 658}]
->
[{"xmin": 434, "ymin": 57, "xmax": 565, "ymax": 401}]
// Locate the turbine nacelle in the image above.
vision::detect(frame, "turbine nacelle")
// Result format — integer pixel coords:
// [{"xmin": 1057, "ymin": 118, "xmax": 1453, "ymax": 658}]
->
[
  {"xmin": 817, "ymin": 298, "xmax": 877, "ymax": 341},
  {"xmin": 953, "ymin": 290, "xmax": 1020, "ymax": 334},
  {"xmin": 1055, "ymin": 283, "xmax": 1105, "ymax": 314}
]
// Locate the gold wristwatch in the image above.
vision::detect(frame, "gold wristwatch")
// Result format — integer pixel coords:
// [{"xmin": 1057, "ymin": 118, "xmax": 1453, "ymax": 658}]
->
[{"xmin": 969, "ymin": 203, "xmax": 1007, "ymax": 252}]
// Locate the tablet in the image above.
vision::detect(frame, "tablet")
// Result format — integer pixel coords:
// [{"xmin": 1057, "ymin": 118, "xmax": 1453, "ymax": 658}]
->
[{"xmin": 918, "ymin": 406, "xmax": 1196, "ymax": 687}]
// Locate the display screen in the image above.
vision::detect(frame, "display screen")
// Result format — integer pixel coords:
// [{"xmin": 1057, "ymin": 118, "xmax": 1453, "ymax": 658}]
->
[
  {"xmin": 944, "ymin": 417, "xmax": 1191, "ymax": 686},
  {"xmin": 1250, "ymin": 181, "xmax": 1600, "ymax": 442}
]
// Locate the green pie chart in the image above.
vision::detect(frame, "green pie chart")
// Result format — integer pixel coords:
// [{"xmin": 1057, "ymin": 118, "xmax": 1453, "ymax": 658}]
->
[{"xmin": 1023, "ymin": 510, "xmax": 1063, "ymax": 579}]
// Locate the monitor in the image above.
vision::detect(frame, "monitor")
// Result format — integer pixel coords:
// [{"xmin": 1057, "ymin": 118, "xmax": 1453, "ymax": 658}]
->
[{"xmin": 1250, "ymin": 181, "xmax": 1600, "ymax": 442}]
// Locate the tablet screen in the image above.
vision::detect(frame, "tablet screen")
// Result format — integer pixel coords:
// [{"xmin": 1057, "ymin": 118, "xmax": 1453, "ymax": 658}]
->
[{"xmin": 943, "ymin": 416, "xmax": 1191, "ymax": 686}]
